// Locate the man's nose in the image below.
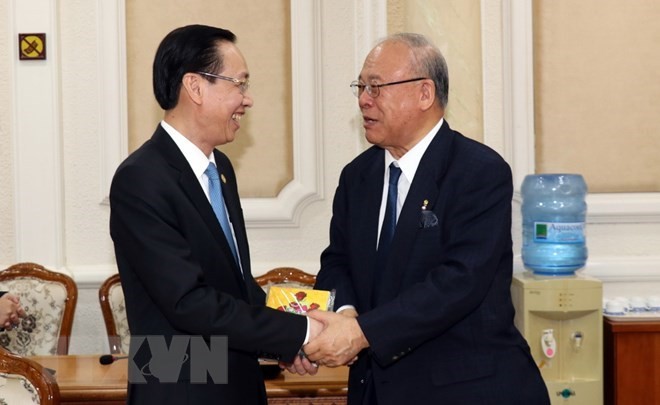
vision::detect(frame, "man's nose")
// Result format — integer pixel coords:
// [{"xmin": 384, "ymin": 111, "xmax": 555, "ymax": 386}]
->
[
  {"xmin": 358, "ymin": 91, "xmax": 373, "ymax": 108},
  {"xmin": 242, "ymin": 92, "xmax": 254, "ymax": 107}
]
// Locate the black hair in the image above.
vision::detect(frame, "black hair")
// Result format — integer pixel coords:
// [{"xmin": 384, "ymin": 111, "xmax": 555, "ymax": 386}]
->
[{"xmin": 152, "ymin": 24, "xmax": 236, "ymax": 110}]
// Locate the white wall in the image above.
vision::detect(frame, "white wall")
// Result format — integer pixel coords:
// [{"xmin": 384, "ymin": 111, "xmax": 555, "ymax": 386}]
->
[
  {"xmin": 0, "ymin": 0, "xmax": 658, "ymax": 354},
  {"xmin": 500, "ymin": 1, "xmax": 660, "ymax": 298},
  {"xmin": 0, "ymin": 0, "xmax": 385, "ymax": 354}
]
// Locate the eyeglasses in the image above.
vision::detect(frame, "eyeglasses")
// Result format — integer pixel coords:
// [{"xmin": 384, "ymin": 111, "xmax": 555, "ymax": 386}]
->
[
  {"xmin": 197, "ymin": 71, "xmax": 250, "ymax": 94},
  {"xmin": 350, "ymin": 77, "xmax": 427, "ymax": 98}
]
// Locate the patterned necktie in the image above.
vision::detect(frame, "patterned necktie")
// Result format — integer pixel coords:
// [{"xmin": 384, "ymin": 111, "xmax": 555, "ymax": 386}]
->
[
  {"xmin": 205, "ymin": 162, "xmax": 239, "ymax": 265},
  {"xmin": 378, "ymin": 163, "xmax": 402, "ymax": 253}
]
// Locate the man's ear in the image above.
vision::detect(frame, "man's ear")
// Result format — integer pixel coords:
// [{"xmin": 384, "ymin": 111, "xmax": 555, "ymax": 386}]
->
[
  {"xmin": 181, "ymin": 73, "xmax": 204, "ymax": 105},
  {"xmin": 419, "ymin": 79, "xmax": 436, "ymax": 111}
]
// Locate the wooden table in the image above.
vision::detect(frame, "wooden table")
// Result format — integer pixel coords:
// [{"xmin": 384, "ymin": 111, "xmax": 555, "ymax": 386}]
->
[
  {"xmin": 604, "ymin": 318, "xmax": 660, "ymax": 405},
  {"xmin": 29, "ymin": 355, "xmax": 348, "ymax": 404}
]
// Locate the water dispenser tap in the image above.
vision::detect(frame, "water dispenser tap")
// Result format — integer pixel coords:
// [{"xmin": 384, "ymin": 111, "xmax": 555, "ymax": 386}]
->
[
  {"xmin": 571, "ymin": 331, "xmax": 583, "ymax": 351},
  {"xmin": 541, "ymin": 329, "xmax": 557, "ymax": 359}
]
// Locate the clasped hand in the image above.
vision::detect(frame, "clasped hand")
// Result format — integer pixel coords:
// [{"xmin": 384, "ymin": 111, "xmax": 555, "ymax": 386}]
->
[
  {"xmin": 0, "ymin": 293, "xmax": 26, "ymax": 330},
  {"xmin": 281, "ymin": 308, "xmax": 368, "ymax": 375}
]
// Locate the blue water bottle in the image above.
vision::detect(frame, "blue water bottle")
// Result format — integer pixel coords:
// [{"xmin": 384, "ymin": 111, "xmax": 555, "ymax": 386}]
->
[{"xmin": 521, "ymin": 174, "xmax": 588, "ymax": 275}]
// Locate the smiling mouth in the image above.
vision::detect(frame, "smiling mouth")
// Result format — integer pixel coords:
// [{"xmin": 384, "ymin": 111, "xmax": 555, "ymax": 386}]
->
[{"xmin": 232, "ymin": 113, "xmax": 243, "ymax": 122}]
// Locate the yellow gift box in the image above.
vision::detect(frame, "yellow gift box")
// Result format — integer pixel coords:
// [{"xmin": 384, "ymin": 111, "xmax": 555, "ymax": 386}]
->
[{"xmin": 266, "ymin": 286, "xmax": 335, "ymax": 314}]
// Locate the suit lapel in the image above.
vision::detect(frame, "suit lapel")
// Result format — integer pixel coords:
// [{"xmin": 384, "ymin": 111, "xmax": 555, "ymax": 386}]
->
[
  {"xmin": 152, "ymin": 128, "xmax": 248, "ymax": 294},
  {"xmin": 356, "ymin": 150, "xmax": 386, "ymax": 309},
  {"xmin": 213, "ymin": 151, "xmax": 252, "ymax": 279},
  {"xmin": 152, "ymin": 128, "xmax": 222, "ymax": 243},
  {"xmin": 373, "ymin": 121, "xmax": 454, "ymax": 305}
]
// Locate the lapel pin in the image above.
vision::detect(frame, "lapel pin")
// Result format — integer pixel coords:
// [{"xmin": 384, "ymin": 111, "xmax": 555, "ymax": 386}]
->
[
  {"xmin": 221, "ymin": 174, "xmax": 227, "ymax": 184},
  {"xmin": 422, "ymin": 199, "xmax": 429, "ymax": 210}
]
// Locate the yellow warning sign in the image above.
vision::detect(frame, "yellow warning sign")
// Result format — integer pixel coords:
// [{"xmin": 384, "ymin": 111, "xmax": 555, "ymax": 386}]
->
[{"xmin": 19, "ymin": 33, "xmax": 46, "ymax": 60}]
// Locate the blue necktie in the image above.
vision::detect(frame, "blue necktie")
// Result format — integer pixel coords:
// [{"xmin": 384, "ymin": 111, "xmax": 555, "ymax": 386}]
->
[
  {"xmin": 378, "ymin": 163, "xmax": 402, "ymax": 252},
  {"xmin": 205, "ymin": 162, "xmax": 239, "ymax": 265},
  {"xmin": 373, "ymin": 163, "xmax": 402, "ymax": 304}
]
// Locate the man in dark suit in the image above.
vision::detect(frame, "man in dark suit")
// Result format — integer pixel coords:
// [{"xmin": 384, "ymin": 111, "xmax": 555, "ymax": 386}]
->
[
  {"xmin": 110, "ymin": 25, "xmax": 319, "ymax": 404},
  {"xmin": 304, "ymin": 33, "xmax": 550, "ymax": 404}
]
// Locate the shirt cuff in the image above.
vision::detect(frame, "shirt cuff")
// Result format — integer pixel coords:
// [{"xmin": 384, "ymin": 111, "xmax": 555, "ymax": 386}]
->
[
  {"xmin": 303, "ymin": 316, "xmax": 311, "ymax": 345},
  {"xmin": 336, "ymin": 304, "xmax": 357, "ymax": 314}
]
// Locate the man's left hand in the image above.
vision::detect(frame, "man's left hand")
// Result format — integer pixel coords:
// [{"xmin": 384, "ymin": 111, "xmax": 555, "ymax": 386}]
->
[{"xmin": 280, "ymin": 353, "xmax": 319, "ymax": 375}]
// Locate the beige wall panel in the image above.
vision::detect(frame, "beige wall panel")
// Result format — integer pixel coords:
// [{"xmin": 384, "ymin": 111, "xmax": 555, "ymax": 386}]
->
[
  {"xmin": 393, "ymin": 0, "xmax": 484, "ymax": 142},
  {"xmin": 126, "ymin": 1, "xmax": 292, "ymax": 197},
  {"xmin": 533, "ymin": 0, "xmax": 660, "ymax": 193},
  {"xmin": 387, "ymin": 0, "xmax": 406, "ymax": 34},
  {"xmin": 0, "ymin": 1, "xmax": 14, "ymax": 262}
]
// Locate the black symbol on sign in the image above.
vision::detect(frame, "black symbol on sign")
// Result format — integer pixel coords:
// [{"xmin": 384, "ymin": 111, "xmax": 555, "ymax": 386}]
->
[{"xmin": 19, "ymin": 34, "xmax": 46, "ymax": 60}]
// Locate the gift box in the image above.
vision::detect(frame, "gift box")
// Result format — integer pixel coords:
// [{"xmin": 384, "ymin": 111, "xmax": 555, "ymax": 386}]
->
[{"xmin": 266, "ymin": 286, "xmax": 335, "ymax": 314}]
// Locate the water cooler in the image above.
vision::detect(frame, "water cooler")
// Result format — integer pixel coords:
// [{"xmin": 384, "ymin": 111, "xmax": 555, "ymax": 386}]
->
[{"xmin": 512, "ymin": 272, "xmax": 602, "ymax": 404}]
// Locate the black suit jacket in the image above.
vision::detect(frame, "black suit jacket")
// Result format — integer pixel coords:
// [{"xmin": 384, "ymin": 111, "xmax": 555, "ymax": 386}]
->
[
  {"xmin": 110, "ymin": 124, "xmax": 306, "ymax": 404},
  {"xmin": 316, "ymin": 121, "xmax": 549, "ymax": 404}
]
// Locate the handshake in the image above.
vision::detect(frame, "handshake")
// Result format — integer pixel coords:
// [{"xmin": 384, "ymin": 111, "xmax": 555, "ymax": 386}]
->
[{"xmin": 281, "ymin": 308, "xmax": 369, "ymax": 375}]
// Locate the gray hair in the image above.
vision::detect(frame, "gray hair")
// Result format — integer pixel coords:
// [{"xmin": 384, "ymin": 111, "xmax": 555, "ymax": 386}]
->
[{"xmin": 377, "ymin": 33, "xmax": 449, "ymax": 108}]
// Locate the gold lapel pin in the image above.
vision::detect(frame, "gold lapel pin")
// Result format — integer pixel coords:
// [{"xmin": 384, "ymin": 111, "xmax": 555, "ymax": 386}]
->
[
  {"xmin": 221, "ymin": 174, "xmax": 227, "ymax": 184},
  {"xmin": 422, "ymin": 199, "xmax": 429, "ymax": 210}
]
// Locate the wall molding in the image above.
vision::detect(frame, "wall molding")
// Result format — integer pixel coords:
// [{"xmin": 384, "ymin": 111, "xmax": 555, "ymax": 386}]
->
[
  {"xmin": 244, "ymin": 0, "xmax": 324, "ymax": 228},
  {"xmin": 502, "ymin": 0, "xmax": 535, "ymax": 189},
  {"xmin": 502, "ymin": 0, "xmax": 660, "ymax": 224},
  {"xmin": 98, "ymin": 0, "xmax": 324, "ymax": 228},
  {"xmin": 586, "ymin": 256, "xmax": 660, "ymax": 282},
  {"xmin": 70, "ymin": 253, "xmax": 660, "ymax": 290},
  {"xmin": 512, "ymin": 255, "xmax": 660, "ymax": 283},
  {"xmin": 12, "ymin": 0, "xmax": 65, "ymax": 266},
  {"xmin": 66, "ymin": 264, "xmax": 115, "ymax": 289},
  {"xmin": 355, "ymin": 0, "xmax": 387, "ymax": 71},
  {"xmin": 65, "ymin": 260, "xmax": 322, "ymax": 289},
  {"xmin": 98, "ymin": 0, "xmax": 128, "ymax": 206}
]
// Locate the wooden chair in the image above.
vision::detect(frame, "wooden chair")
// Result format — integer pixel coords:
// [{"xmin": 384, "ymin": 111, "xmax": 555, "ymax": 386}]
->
[
  {"xmin": 98, "ymin": 273, "xmax": 130, "ymax": 355},
  {"xmin": 0, "ymin": 347, "xmax": 60, "ymax": 404},
  {"xmin": 0, "ymin": 262, "xmax": 78, "ymax": 355},
  {"xmin": 97, "ymin": 269, "xmax": 316, "ymax": 355},
  {"xmin": 255, "ymin": 267, "xmax": 316, "ymax": 293}
]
